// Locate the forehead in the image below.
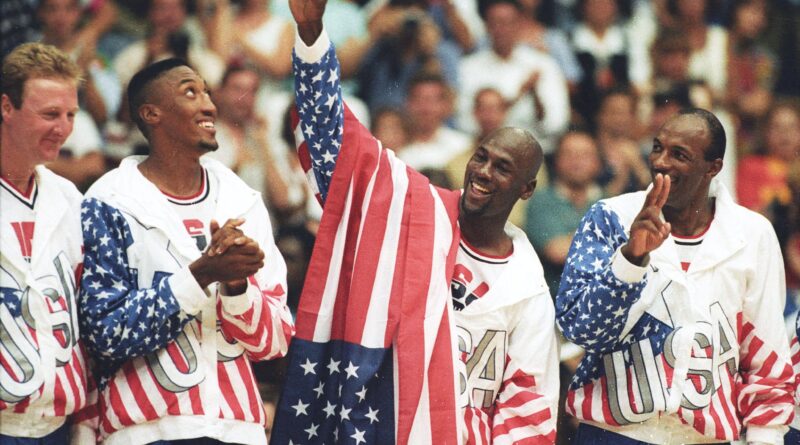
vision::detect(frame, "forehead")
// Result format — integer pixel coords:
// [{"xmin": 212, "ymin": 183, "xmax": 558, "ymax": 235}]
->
[
  {"xmin": 482, "ymin": 133, "xmax": 531, "ymax": 166},
  {"xmin": 160, "ymin": 65, "xmax": 205, "ymax": 87},
  {"xmin": 657, "ymin": 114, "xmax": 711, "ymax": 152},
  {"xmin": 21, "ymin": 77, "xmax": 78, "ymax": 106}
]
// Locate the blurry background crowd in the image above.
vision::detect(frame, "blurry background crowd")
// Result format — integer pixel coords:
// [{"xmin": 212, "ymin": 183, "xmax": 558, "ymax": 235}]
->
[{"xmin": 2, "ymin": 0, "xmax": 800, "ymax": 442}]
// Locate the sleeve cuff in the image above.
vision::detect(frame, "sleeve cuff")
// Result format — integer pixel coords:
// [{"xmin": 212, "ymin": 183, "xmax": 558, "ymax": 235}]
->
[
  {"xmin": 294, "ymin": 28, "xmax": 331, "ymax": 63},
  {"xmin": 221, "ymin": 285, "xmax": 256, "ymax": 316},
  {"xmin": 610, "ymin": 246, "xmax": 648, "ymax": 284},
  {"xmin": 169, "ymin": 267, "xmax": 209, "ymax": 316},
  {"xmin": 745, "ymin": 424, "xmax": 787, "ymax": 444}
]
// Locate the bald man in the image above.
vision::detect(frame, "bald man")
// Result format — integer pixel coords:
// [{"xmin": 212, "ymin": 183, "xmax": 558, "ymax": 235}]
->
[{"xmin": 270, "ymin": 1, "xmax": 560, "ymax": 444}]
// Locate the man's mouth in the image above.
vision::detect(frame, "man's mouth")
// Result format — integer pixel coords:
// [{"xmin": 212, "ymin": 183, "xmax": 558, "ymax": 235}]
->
[{"xmin": 197, "ymin": 120, "xmax": 216, "ymax": 133}]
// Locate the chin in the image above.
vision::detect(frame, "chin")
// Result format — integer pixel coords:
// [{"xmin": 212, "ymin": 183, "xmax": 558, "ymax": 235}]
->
[{"xmin": 199, "ymin": 140, "xmax": 219, "ymax": 152}]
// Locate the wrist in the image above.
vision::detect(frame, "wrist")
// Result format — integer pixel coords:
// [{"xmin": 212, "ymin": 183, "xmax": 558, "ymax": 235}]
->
[
  {"xmin": 620, "ymin": 243, "xmax": 647, "ymax": 266},
  {"xmin": 220, "ymin": 279, "xmax": 248, "ymax": 296}
]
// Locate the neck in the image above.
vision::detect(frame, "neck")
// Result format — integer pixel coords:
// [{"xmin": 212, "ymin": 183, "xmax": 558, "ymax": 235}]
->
[
  {"xmin": 0, "ymin": 132, "xmax": 37, "ymax": 191},
  {"xmin": 664, "ymin": 194, "xmax": 715, "ymax": 237},
  {"xmin": 458, "ymin": 214, "xmax": 512, "ymax": 257},
  {"xmin": 138, "ymin": 142, "xmax": 205, "ymax": 196}
]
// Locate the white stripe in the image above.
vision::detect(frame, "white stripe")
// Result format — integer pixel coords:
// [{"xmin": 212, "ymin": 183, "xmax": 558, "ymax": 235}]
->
[
  {"xmin": 361, "ymin": 147, "xmax": 410, "ymax": 348},
  {"xmin": 710, "ymin": 377, "xmax": 732, "ymax": 439},
  {"xmin": 590, "ymin": 379, "xmax": 605, "ymax": 423},
  {"xmin": 312, "ymin": 176, "xmax": 356, "ymax": 342}
]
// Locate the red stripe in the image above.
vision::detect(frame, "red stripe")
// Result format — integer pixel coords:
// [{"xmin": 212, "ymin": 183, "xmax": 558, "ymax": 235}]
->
[
  {"xmin": 217, "ymin": 362, "xmax": 245, "ymax": 420},
  {"xmin": 123, "ymin": 361, "xmax": 158, "ymax": 420},
  {"xmin": 756, "ymin": 351, "xmax": 778, "ymax": 378},
  {"xmin": 566, "ymin": 389, "xmax": 576, "ymax": 416},
  {"xmin": 429, "ymin": 303, "xmax": 458, "ymax": 444},
  {"xmin": 692, "ymin": 405, "xmax": 706, "ymax": 436},
  {"xmin": 383, "ymin": 190, "xmax": 412, "ymax": 348},
  {"xmin": 235, "ymin": 357, "xmax": 263, "ymax": 423},
  {"xmin": 237, "ymin": 357, "xmax": 265, "ymax": 425},
  {"xmin": 581, "ymin": 382, "xmax": 592, "ymax": 421},
  {"xmin": 63, "ymin": 360, "xmax": 82, "ymax": 414},
  {"xmin": 145, "ymin": 363, "xmax": 181, "ymax": 416},
  {"xmin": 708, "ymin": 393, "xmax": 725, "ymax": 439},
  {"xmin": 99, "ymin": 392, "xmax": 116, "ymax": 435},
  {"xmin": 108, "ymin": 380, "xmax": 134, "ymax": 426},
  {"xmin": 343, "ymin": 148, "xmax": 394, "ymax": 344},
  {"xmin": 493, "ymin": 407, "xmax": 554, "ymax": 437},
  {"xmin": 53, "ymin": 371, "xmax": 66, "ymax": 416},
  {"xmin": 189, "ymin": 385, "xmax": 203, "ymax": 415},
  {"xmin": 600, "ymin": 377, "xmax": 617, "ymax": 425},
  {"xmin": 749, "ymin": 408, "xmax": 786, "ymax": 425},
  {"xmin": 717, "ymin": 376, "xmax": 738, "ymax": 439},
  {"xmin": 741, "ymin": 335, "xmax": 764, "ymax": 371}
]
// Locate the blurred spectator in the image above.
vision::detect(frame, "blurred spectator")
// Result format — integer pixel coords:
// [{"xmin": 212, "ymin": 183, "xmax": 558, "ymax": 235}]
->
[
  {"xmin": 725, "ymin": 0, "xmax": 776, "ymax": 153},
  {"xmin": 525, "ymin": 130, "xmax": 604, "ymax": 295},
  {"xmin": 357, "ymin": 3, "xmax": 459, "ymax": 112},
  {"xmin": 201, "ymin": 0, "xmax": 293, "ymax": 95},
  {"xmin": 371, "ymin": 106, "xmax": 411, "ymax": 151},
  {"xmin": 458, "ymin": 0, "xmax": 570, "ymax": 153},
  {"xmin": 518, "ymin": 0, "xmax": 583, "ymax": 90},
  {"xmin": 662, "ymin": 0, "xmax": 728, "ymax": 102},
  {"xmin": 206, "ymin": 65, "xmax": 303, "ymax": 225},
  {"xmin": 113, "ymin": 0, "xmax": 224, "ymax": 89},
  {"xmin": 2, "ymin": 0, "xmax": 117, "ymax": 59},
  {"xmin": 646, "ymin": 27, "xmax": 713, "ymax": 111},
  {"xmin": 36, "ymin": 0, "xmax": 122, "ymax": 127},
  {"xmin": 397, "ymin": 72, "xmax": 471, "ymax": 174},
  {"xmin": 594, "ymin": 88, "xmax": 650, "ymax": 195},
  {"xmin": 365, "ymin": 0, "xmax": 482, "ymax": 54},
  {"xmin": 737, "ymin": 101, "xmax": 800, "ymax": 216},
  {"xmin": 781, "ymin": 162, "xmax": 800, "ymax": 310},
  {"xmin": 570, "ymin": 0, "xmax": 648, "ymax": 126}
]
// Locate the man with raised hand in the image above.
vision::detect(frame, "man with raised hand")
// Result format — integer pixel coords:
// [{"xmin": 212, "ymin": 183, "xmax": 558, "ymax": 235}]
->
[
  {"xmin": 272, "ymin": 1, "xmax": 559, "ymax": 444},
  {"xmin": 557, "ymin": 109, "xmax": 794, "ymax": 445},
  {"xmin": 78, "ymin": 58, "xmax": 294, "ymax": 445},
  {"xmin": 0, "ymin": 42, "xmax": 93, "ymax": 444}
]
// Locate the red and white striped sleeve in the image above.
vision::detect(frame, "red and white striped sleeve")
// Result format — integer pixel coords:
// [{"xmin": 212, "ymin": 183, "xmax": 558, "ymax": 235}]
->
[
  {"xmin": 216, "ymin": 202, "xmax": 294, "ymax": 362},
  {"xmin": 736, "ymin": 221, "xmax": 795, "ymax": 444},
  {"xmin": 492, "ymin": 292, "xmax": 560, "ymax": 445}
]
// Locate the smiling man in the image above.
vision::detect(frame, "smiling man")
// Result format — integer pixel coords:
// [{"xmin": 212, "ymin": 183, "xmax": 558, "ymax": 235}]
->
[
  {"xmin": 0, "ymin": 42, "xmax": 94, "ymax": 445},
  {"xmin": 271, "ymin": 1, "xmax": 559, "ymax": 444},
  {"xmin": 556, "ymin": 109, "xmax": 793, "ymax": 445},
  {"xmin": 78, "ymin": 59, "xmax": 294, "ymax": 445}
]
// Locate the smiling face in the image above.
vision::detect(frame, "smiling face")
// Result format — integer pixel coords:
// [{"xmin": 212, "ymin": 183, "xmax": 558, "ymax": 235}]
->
[
  {"xmin": 37, "ymin": 0, "xmax": 81, "ymax": 42},
  {"xmin": 1, "ymin": 77, "xmax": 78, "ymax": 169},
  {"xmin": 460, "ymin": 128, "xmax": 540, "ymax": 220},
  {"xmin": 145, "ymin": 66, "xmax": 218, "ymax": 152},
  {"xmin": 649, "ymin": 114, "xmax": 722, "ymax": 210}
]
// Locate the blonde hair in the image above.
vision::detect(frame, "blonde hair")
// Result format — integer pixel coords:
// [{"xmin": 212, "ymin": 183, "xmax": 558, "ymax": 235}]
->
[{"xmin": 1, "ymin": 42, "xmax": 83, "ymax": 111}]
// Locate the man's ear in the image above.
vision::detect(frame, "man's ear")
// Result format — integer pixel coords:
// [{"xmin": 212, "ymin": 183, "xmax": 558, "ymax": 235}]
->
[
  {"xmin": 140, "ymin": 104, "xmax": 161, "ymax": 126},
  {"xmin": 706, "ymin": 158, "xmax": 723, "ymax": 179},
  {"xmin": 520, "ymin": 178, "xmax": 537, "ymax": 201},
  {"xmin": 1, "ymin": 94, "xmax": 14, "ymax": 120}
]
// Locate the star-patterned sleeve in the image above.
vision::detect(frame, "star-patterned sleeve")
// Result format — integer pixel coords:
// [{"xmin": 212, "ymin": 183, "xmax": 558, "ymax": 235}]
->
[
  {"xmin": 216, "ymin": 204, "xmax": 294, "ymax": 362},
  {"xmin": 555, "ymin": 202, "xmax": 648, "ymax": 354},
  {"xmin": 79, "ymin": 198, "xmax": 198, "ymax": 371},
  {"xmin": 492, "ymin": 293, "xmax": 559, "ymax": 443},
  {"xmin": 293, "ymin": 29, "xmax": 344, "ymax": 206}
]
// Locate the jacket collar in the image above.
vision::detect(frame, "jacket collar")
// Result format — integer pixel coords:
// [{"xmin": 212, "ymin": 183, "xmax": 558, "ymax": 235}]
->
[
  {"xmin": 98, "ymin": 156, "xmax": 260, "ymax": 262},
  {"xmin": 29, "ymin": 166, "xmax": 74, "ymax": 270}
]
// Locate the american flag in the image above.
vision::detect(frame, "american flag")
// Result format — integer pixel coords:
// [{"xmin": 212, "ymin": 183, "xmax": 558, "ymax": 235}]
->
[{"xmin": 271, "ymin": 37, "xmax": 462, "ymax": 444}]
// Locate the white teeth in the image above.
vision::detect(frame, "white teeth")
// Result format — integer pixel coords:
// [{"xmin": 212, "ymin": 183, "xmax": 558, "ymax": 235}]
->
[
  {"xmin": 472, "ymin": 183, "xmax": 489, "ymax": 194},
  {"xmin": 198, "ymin": 121, "xmax": 214, "ymax": 129}
]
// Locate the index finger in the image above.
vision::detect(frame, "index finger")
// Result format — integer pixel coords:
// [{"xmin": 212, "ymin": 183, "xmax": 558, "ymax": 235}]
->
[
  {"xmin": 654, "ymin": 175, "xmax": 671, "ymax": 210},
  {"xmin": 221, "ymin": 218, "xmax": 246, "ymax": 229},
  {"xmin": 643, "ymin": 173, "xmax": 664, "ymax": 208}
]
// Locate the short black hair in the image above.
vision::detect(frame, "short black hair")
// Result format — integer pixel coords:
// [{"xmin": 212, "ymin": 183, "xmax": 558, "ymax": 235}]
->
[
  {"xmin": 478, "ymin": 0, "xmax": 522, "ymax": 21},
  {"xmin": 127, "ymin": 58, "xmax": 191, "ymax": 136},
  {"xmin": 677, "ymin": 108, "xmax": 726, "ymax": 160}
]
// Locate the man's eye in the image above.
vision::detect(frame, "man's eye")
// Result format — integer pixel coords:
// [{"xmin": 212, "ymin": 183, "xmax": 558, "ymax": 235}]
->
[{"xmin": 185, "ymin": 88, "xmax": 196, "ymax": 97}]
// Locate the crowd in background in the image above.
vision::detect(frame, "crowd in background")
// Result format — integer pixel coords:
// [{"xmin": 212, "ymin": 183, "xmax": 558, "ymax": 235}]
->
[{"xmin": 3, "ymin": 0, "xmax": 800, "ymax": 442}]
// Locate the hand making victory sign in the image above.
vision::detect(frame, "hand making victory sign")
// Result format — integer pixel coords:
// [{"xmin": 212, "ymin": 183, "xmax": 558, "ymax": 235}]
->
[{"xmin": 620, "ymin": 173, "xmax": 672, "ymax": 266}]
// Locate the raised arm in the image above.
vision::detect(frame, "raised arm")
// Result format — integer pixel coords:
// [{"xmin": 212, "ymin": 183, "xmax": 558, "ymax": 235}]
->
[{"xmin": 557, "ymin": 175, "xmax": 671, "ymax": 352}]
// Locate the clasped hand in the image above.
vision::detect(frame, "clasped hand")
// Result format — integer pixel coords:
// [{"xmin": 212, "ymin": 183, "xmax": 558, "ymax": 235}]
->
[{"xmin": 190, "ymin": 218, "xmax": 265, "ymax": 294}]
